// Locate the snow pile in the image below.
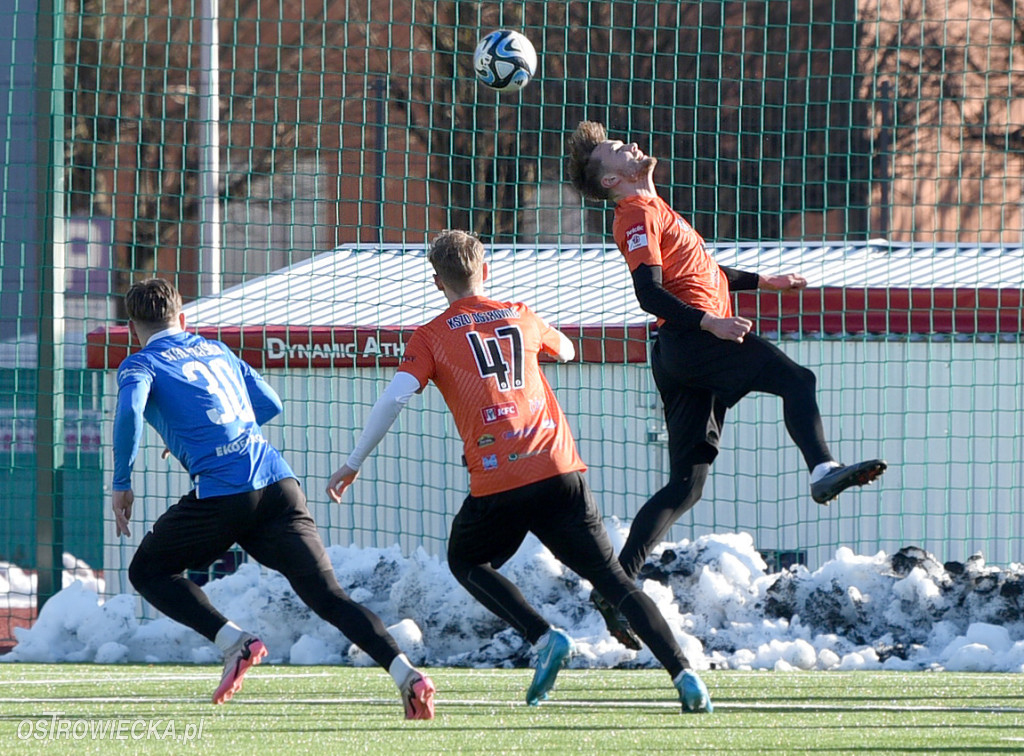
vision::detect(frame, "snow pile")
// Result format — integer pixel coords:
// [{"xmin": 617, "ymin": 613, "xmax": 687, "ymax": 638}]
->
[{"xmin": 4, "ymin": 531, "xmax": 1024, "ymax": 673}]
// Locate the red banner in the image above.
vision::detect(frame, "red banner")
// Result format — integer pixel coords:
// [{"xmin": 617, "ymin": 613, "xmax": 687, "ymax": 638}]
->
[
  {"xmin": 734, "ymin": 287, "xmax": 1022, "ymax": 335},
  {"xmin": 86, "ymin": 324, "xmax": 652, "ymax": 370},
  {"xmin": 87, "ymin": 287, "xmax": 1022, "ymax": 371}
]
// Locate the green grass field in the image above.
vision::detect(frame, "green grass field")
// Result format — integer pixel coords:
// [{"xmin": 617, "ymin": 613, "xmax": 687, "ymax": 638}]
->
[{"xmin": 1, "ymin": 665, "xmax": 1021, "ymax": 754}]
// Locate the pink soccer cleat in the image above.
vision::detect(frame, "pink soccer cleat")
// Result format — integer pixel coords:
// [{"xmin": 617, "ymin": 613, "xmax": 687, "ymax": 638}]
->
[
  {"xmin": 399, "ymin": 670, "xmax": 436, "ymax": 720},
  {"xmin": 213, "ymin": 634, "xmax": 267, "ymax": 704}
]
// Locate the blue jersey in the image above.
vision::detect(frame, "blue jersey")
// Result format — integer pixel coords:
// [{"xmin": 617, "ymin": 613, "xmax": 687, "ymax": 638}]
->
[{"xmin": 113, "ymin": 330, "xmax": 295, "ymax": 498}]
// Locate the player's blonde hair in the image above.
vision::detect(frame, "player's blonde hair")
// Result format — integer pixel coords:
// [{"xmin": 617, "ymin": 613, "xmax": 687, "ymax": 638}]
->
[
  {"xmin": 566, "ymin": 120, "xmax": 611, "ymax": 202},
  {"xmin": 124, "ymin": 277, "xmax": 183, "ymax": 325},
  {"xmin": 428, "ymin": 229, "xmax": 485, "ymax": 289}
]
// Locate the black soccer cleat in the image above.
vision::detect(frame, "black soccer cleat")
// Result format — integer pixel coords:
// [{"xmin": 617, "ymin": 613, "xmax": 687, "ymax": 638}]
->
[
  {"xmin": 591, "ymin": 590, "xmax": 642, "ymax": 651},
  {"xmin": 811, "ymin": 459, "xmax": 887, "ymax": 504}
]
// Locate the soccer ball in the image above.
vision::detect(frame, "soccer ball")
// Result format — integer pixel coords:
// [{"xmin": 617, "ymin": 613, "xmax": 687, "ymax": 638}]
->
[{"xmin": 473, "ymin": 30, "xmax": 537, "ymax": 92}]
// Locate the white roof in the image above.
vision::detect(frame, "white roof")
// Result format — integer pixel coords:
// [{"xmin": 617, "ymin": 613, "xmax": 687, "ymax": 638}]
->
[{"xmin": 185, "ymin": 242, "xmax": 1024, "ymax": 327}]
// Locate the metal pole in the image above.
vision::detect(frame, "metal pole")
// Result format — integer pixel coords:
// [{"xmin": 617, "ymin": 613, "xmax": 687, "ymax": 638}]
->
[
  {"xmin": 198, "ymin": 0, "xmax": 222, "ymax": 296},
  {"xmin": 34, "ymin": 0, "xmax": 66, "ymax": 608},
  {"xmin": 374, "ymin": 77, "xmax": 386, "ymax": 243},
  {"xmin": 876, "ymin": 81, "xmax": 893, "ymax": 239}
]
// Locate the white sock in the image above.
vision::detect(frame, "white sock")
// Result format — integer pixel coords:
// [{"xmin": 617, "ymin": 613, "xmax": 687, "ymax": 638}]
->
[
  {"xmin": 214, "ymin": 621, "xmax": 245, "ymax": 653},
  {"xmin": 673, "ymin": 669, "xmax": 690, "ymax": 686},
  {"xmin": 389, "ymin": 653, "xmax": 417, "ymax": 687},
  {"xmin": 810, "ymin": 461, "xmax": 841, "ymax": 483}
]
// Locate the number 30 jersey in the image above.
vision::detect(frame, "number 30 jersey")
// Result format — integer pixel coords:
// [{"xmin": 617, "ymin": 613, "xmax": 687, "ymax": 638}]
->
[
  {"xmin": 399, "ymin": 295, "xmax": 586, "ymax": 496},
  {"xmin": 113, "ymin": 331, "xmax": 295, "ymax": 498}
]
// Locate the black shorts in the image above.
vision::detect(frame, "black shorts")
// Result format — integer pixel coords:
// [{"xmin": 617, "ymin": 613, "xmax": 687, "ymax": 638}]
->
[
  {"xmin": 651, "ymin": 325, "xmax": 784, "ymax": 466},
  {"xmin": 448, "ymin": 472, "xmax": 617, "ymax": 580},
  {"xmin": 135, "ymin": 477, "xmax": 332, "ymax": 578}
]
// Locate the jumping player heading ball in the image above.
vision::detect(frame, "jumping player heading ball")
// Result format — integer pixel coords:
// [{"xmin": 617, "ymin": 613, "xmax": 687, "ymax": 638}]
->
[{"xmin": 565, "ymin": 121, "xmax": 886, "ymax": 638}]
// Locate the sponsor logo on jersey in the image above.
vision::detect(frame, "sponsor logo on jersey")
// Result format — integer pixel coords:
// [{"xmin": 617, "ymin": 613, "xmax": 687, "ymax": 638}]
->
[
  {"xmin": 477, "ymin": 434, "xmax": 495, "ymax": 447},
  {"xmin": 481, "ymin": 401, "xmax": 518, "ymax": 424},
  {"xmin": 215, "ymin": 433, "xmax": 265, "ymax": 457},
  {"xmin": 508, "ymin": 448, "xmax": 550, "ymax": 462},
  {"xmin": 503, "ymin": 427, "xmax": 538, "ymax": 440},
  {"xmin": 626, "ymin": 225, "xmax": 648, "ymax": 252},
  {"xmin": 482, "ymin": 454, "xmax": 499, "ymax": 470}
]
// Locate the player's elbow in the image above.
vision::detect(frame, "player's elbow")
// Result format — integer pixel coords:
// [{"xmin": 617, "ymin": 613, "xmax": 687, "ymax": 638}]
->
[
  {"xmin": 633, "ymin": 284, "xmax": 663, "ymax": 316},
  {"xmin": 253, "ymin": 394, "xmax": 284, "ymax": 425},
  {"xmin": 555, "ymin": 333, "xmax": 575, "ymax": 363}
]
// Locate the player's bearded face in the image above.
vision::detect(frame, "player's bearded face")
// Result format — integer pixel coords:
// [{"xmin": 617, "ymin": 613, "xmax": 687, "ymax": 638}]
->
[
  {"xmin": 635, "ymin": 155, "xmax": 657, "ymax": 179},
  {"xmin": 625, "ymin": 154, "xmax": 657, "ymax": 181}
]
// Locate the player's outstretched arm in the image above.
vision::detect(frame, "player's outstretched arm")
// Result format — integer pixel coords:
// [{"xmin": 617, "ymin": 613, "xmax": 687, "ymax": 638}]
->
[{"xmin": 326, "ymin": 371, "xmax": 421, "ymax": 502}]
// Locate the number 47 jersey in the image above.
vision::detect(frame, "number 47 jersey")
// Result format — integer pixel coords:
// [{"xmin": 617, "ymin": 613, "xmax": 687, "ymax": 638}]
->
[
  {"xmin": 114, "ymin": 331, "xmax": 295, "ymax": 498},
  {"xmin": 398, "ymin": 295, "xmax": 586, "ymax": 497}
]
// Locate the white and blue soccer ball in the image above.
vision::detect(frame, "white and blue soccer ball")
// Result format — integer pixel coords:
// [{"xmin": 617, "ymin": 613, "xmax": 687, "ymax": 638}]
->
[{"xmin": 473, "ymin": 29, "xmax": 537, "ymax": 92}]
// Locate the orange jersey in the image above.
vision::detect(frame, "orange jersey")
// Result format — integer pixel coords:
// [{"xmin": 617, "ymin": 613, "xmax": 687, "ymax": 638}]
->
[
  {"xmin": 399, "ymin": 295, "xmax": 586, "ymax": 496},
  {"xmin": 612, "ymin": 194, "xmax": 732, "ymax": 323}
]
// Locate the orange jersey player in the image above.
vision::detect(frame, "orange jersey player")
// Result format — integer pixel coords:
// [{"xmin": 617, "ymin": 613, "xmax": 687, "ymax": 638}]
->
[
  {"xmin": 399, "ymin": 295, "xmax": 584, "ymax": 497},
  {"xmin": 328, "ymin": 229, "xmax": 713, "ymax": 714},
  {"xmin": 566, "ymin": 120, "xmax": 886, "ymax": 592},
  {"xmin": 612, "ymin": 194, "xmax": 732, "ymax": 323}
]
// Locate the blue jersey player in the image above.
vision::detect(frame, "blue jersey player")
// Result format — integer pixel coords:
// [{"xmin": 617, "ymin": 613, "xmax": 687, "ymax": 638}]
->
[{"xmin": 112, "ymin": 278, "xmax": 434, "ymax": 718}]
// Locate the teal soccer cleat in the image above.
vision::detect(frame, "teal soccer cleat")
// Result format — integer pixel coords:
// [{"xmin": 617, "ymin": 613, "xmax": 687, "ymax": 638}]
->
[
  {"xmin": 525, "ymin": 628, "xmax": 575, "ymax": 705},
  {"xmin": 675, "ymin": 669, "xmax": 713, "ymax": 713}
]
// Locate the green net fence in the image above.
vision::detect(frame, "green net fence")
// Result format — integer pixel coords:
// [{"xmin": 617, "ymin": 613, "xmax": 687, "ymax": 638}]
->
[{"xmin": 2, "ymin": 0, "xmax": 1023, "ymax": 642}]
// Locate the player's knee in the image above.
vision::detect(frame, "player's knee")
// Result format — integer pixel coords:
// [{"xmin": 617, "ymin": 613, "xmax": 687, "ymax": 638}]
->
[
  {"xmin": 590, "ymin": 567, "xmax": 636, "ymax": 607},
  {"xmin": 792, "ymin": 364, "xmax": 817, "ymax": 394},
  {"xmin": 446, "ymin": 549, "xmax": 473, "ymax": 586},
  {"xmin": 665, "ymin": 464, "xmax": 709, "ymax": 504},
  {"xmin": 127, "ymin": 551, "xmax": 157, "ymax": 594}
]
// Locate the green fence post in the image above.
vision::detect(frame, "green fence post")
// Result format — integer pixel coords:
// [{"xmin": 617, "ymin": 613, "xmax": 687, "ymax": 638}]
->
[{"xmin": 34, "ymin": 0, "xmax": 66, "ymax": 608}]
